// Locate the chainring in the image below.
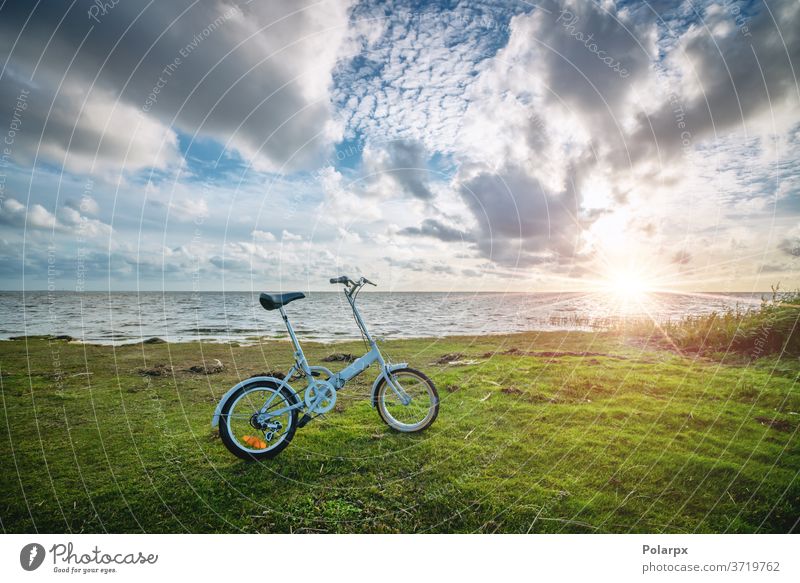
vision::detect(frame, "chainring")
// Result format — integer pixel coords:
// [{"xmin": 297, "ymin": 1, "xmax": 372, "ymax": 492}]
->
[{"xmin": 304, "ymin": 380, "xmax": 337, "ymax": 414}]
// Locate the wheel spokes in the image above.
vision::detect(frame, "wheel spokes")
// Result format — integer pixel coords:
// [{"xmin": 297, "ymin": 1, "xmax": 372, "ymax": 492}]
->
[
  {"xmin": 383, "ymin": 373, "xmax": 434, "ymax": 428},
  {"xmin": 227, "ymin": 388, "xmax": 292, "ymax": 452}
]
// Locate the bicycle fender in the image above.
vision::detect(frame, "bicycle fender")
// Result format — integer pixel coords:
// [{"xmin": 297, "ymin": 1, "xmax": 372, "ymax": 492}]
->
[
  {"xmin": 369, "ymin": 363, "xmax": 408, "ymax": 407},
  {"xmin": 211, "ymin": 376, "xmax": 297, "ymax": 428}
]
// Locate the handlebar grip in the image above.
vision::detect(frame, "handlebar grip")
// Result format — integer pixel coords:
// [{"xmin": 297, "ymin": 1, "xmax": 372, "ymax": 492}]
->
[{"xmin": 330, "ymin": 276, "xmax": 349, "ymax": 284}]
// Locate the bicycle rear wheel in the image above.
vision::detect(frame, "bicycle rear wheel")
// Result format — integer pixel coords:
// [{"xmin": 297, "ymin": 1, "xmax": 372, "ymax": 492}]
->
[
  {"xmin": 219, "ymin": 381, "xmax": 299, "ymax": 460},
  {"xmin": 376, "ymin": 368, "xmax": 439, "ymax": 432}
]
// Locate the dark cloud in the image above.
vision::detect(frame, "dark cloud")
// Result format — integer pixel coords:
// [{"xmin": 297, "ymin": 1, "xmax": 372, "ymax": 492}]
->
[
  {"xmin": 384, "ymin": 256, "xmax": 455, "ymax": 274},
  {"xmin": 778, "ymin": 237, "xmax": 800, "ymax": 257},
  {"xmin": 456, "ymin": 155, "xmax": 597, "ymax": 267},
  {"xmin": 537, "ymin": 0, "xmax": 655, "ymax": 122},
  {"xmin": 381, "ymin": 141, "xmax": 435, "ymax": 200},
  {"xmin": 209, "ymin": 255, "xmax": 250, "ymax": 272},
  {"xmin": 0, "ymin": 0, "xmax": 352, "ymax": 173},
  {"xmin": 360, "ymin": 139, "xmax": 437, "ymax": 200},
  {"xmin": 399, "ymin": 218, "xmax": 473, "ymax": 242},
  {"xmin": 625, "ymin": 0, "xmax": 800, "ymax": 166},
  {"xmin": 761, "ymin": 262, "xmax": 793, "ymax": 273}
]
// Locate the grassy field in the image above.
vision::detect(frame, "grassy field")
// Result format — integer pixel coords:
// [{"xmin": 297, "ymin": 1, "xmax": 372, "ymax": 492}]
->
[{"xmin": 1, "ymin": 331, "xmax": 798, "ymax": 533}]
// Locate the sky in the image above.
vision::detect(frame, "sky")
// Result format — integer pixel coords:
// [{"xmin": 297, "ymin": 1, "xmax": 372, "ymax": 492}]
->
[{"xmin": 0, "ymin": 0, "xmax": 798, "ymax": 292}]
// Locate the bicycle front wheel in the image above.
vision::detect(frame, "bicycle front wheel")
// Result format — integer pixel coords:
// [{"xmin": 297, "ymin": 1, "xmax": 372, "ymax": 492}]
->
[{"xmin": 376, "ymin": 368, "xmax": 439, "ymax": 432}]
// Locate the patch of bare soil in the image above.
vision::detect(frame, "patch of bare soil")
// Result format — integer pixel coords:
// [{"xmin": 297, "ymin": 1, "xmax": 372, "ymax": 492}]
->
[
  {"xmin": 137, "ymin": 363, "xmax": 173, "ymax": 377},
  {"xmin": 187, "ymin": 358, "xmax": 225, "ymax": 374},
  {"xmin": 432, "ymin": 353, "xmax": 464, "ymax": 364},
  {"xmin": 322, "ymin": 353, "xmax": 356, "ymax": 362},
  {"xmin": 249, "ymin": 370, "xmax": 286, "ymax": 379},
  {"xmin": 756, "ymin": 416, "xmax": 794, "ymax": 432}
]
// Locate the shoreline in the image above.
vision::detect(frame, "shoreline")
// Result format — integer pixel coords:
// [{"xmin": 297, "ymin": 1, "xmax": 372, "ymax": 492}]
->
[
  {"xmin": 0, "ymin": 328, "xmax": 608, "ymax": 347},
  {"xmin": 0, "ymin": 289, "xmax": 779, "ymax": 294}
]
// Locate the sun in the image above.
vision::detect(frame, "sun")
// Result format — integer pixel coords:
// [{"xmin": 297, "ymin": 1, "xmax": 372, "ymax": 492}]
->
[{"xmin": 601, "ymin": 270, "xmax": 654, "ymax": 301}]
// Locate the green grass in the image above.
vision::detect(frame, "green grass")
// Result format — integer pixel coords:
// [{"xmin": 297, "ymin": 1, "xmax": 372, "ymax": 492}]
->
[{"xmin": 1, "ymin": 331, "xmax": 798, "ymax": 533}]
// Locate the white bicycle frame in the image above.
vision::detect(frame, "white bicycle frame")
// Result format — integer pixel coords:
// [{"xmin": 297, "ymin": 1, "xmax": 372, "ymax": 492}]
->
[{"xmin": 211, "ymin": 281, "xmax": 412, "ymax": 428}]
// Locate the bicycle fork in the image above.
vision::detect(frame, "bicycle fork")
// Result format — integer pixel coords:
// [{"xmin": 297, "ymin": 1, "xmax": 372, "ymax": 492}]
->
[{"xmin": 383, "ymin": 368, "xmax": 413, "ymax": 405}]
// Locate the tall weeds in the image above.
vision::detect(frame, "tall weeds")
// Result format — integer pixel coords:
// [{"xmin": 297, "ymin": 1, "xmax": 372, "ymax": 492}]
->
[{"xmin": 620, "ymin": 288, "xmax": 800, "ymax": 358}]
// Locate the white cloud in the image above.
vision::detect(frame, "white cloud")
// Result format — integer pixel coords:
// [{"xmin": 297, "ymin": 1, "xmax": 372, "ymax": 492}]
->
[
  {"xmin": 168, "ymin": 197, "xmax": 209, "ymax": 223},
  {"xmin": 0, "ymin": 197, "xmax": 111, "ymax": 237},
  {"xmin": 334, "ymin": 2, "xmax": 522, "ymax": 152},
  {"xmin": 281, "ymin": 230, "xmax": 303, "ymax": 241},
  {"xmin": 252, "ymin": 229, "xmax": 276, "ymax": 242},
  {"xmin": 318, "ymin": 166, "xmax": 383, "ymax": 222},
  {"xmin": 0, "ymin": 198, "xmax": 57, "ymax": 230},
  {"xmin": 66, "ymin": 196, "xmax": 100, "ymax": 216}
]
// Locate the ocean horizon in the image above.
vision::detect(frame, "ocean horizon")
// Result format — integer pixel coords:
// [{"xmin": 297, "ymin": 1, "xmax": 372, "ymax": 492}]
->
[{"xmin": 0, "ymin": 290, "xmax": 773, "ymax": 345}]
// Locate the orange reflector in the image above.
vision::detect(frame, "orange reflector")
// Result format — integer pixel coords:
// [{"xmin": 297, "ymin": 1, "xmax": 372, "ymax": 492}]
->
[{"xmin": 242, "ymin": 435, "xmax": 267, "ymax": 449}]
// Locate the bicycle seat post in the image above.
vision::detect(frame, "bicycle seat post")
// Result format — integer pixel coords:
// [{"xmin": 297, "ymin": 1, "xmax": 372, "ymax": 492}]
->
[{"xmin": 279, "ymin": 306, "xmax": 309, "ymax": 373}]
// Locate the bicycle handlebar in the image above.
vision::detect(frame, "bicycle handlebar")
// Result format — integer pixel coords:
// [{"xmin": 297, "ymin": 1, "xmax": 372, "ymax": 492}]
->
[{"xmin": 329, "ymin": 275, "xmax": 377, "ymax": 287}]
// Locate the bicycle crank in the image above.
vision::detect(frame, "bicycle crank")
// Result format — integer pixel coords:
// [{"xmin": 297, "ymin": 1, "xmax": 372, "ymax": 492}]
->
[{"xmin": 304, "ymin": 380, "xmax": 337, "ymax": 414}]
